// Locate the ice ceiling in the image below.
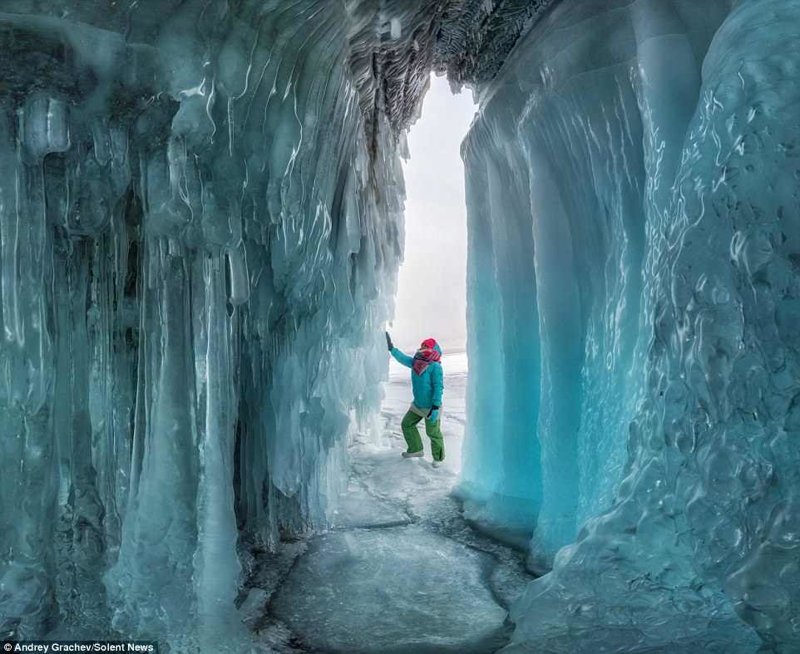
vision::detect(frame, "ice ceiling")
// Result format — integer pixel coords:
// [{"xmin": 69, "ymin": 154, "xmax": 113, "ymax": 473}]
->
[{"xmin": 0, "ymin": 0, "xmax": 798, "ymax": 652}]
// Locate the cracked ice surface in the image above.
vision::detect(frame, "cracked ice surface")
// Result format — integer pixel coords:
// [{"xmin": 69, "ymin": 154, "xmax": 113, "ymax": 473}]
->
[{"xmin": 271, "ymin": 528, "xmax": 508, "ymax": 654}]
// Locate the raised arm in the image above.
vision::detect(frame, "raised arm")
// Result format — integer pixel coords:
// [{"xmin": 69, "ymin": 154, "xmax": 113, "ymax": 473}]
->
[
  {"xmin": 385, "ymin": 331, "xmax": 413, "ymax": 367},
  {"xmin": 390, "ymin": 347, "xmax": 414, "ymax": 368}
]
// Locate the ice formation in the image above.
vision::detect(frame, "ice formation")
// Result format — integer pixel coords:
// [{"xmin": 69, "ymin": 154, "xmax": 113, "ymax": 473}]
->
[
  {"xmin": 460, "ymin": 0, "xmax": 800, "ymax": 651},
  {"xmin": 0, "ymin": 0, "xmax": 409, "ymax": 646},
  {"xmin": 0, "ymin": 0, "xmax": 798, "ymax": 652}
]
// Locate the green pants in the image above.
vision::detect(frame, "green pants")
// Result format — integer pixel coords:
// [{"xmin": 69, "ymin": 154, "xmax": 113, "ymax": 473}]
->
[{"xmin": 401, "ymin": 410, "xmax": 444, "ymax": 462}]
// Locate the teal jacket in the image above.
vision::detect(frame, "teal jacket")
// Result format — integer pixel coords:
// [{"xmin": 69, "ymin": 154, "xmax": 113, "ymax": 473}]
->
[{"xmin": 391, "ymin": 345, "xmax": 443, "ymax": 410}]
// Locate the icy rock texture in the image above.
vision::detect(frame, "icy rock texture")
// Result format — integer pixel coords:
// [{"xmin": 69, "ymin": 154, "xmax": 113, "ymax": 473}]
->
[
  {"xmin": 462, "ymin": 0, "xmax": 800, "ymax": 650},
  {"xmin": 433, "ymin": 0, "xmax": 557, "ymax": 87},
  {"xmin": 0, "ymin": 1, "xmax": 408, "ymax": 646}
]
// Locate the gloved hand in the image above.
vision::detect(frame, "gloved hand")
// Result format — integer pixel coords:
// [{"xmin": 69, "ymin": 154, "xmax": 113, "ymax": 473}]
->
[
  {"xmin": 385, "ymin": 331, "xmax": 394, "ymax": 351},
  {"xmin": 427, "ymin": 405, "xmax": 440, "ymax": 422}
]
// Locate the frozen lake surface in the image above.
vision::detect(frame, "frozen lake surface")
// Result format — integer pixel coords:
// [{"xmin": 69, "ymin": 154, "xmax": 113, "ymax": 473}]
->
[{"xmin": 243, "ymin": 353, "xmax": 533, "ymax": 653}]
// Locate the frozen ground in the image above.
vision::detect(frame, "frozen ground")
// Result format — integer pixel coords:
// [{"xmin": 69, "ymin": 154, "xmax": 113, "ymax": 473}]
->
[{"xmin": 240, "ymin": 352, "xmax": 534, "ymax": 653}]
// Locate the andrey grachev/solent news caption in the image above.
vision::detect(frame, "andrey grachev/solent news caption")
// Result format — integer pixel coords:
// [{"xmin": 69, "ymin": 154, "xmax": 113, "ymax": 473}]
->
[{"xmin": 2, "ymin": 643, "xmax": 157, "ymax": 653}]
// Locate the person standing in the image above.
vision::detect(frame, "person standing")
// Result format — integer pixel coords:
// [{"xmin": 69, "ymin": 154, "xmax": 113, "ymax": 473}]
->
[{"xmin": 385, "ymin": 332, "xmax": 445, "ymax": 467}]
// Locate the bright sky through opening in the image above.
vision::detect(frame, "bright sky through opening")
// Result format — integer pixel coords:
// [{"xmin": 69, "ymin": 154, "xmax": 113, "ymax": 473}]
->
[{"xmin": 390, "ymin": 74, "xmax": 476, "ymax": 354}]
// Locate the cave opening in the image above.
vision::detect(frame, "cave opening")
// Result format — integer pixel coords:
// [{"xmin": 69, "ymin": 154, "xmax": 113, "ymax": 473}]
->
[
  {"xmin": 391, "ymin": 73, "xmax": 474, "ymax": 355},
  {"xmin": 387, "ymin": 72, "xmax": 476, "ymax": 475}
]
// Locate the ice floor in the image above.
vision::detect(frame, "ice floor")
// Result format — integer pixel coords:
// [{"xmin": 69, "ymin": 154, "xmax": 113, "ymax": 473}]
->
[{"xmin": 240, "ymin": 353, "xmax": 533, "ymax": 653}]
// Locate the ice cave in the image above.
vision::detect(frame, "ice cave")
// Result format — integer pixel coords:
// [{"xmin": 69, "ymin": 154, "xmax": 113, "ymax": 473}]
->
[{"xmin": 0, "ymin": 0, "xmax": 799, "ymax": 652}]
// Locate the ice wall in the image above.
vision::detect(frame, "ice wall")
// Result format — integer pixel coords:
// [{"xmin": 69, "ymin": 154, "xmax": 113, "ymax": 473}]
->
[
  {"xmin": 461, "ymin": 0, "xmax": 800, "ymax": 650},
  {"xmin": 0, "ymin": 1, "xmax": 409, "ymax": 646},
  {"xmin": 0, "ymin": 0, "xmax": 568, "ymax": 645}
]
